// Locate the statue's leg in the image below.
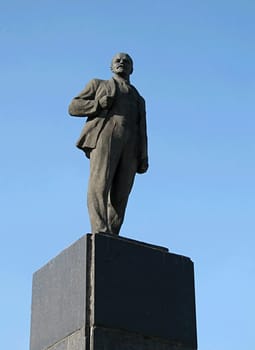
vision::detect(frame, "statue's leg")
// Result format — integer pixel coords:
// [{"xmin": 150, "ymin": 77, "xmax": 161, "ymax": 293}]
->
[
  {"xmin": 87, "ymin": 120, "xmax": 120, "ymax": 234},
  {"xmin": 107, "ymin": 141, "xmax": 137, "ymax": 235}
]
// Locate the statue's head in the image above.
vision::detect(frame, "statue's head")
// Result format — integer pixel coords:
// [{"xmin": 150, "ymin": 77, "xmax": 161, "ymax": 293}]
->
[{"xmin": 111, "ymin": 52, "xmax": 133, "ymax": 78}]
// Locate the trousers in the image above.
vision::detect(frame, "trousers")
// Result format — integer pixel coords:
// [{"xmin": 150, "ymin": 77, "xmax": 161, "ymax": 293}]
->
[{"xmin": 87, "ymin": 115, "xmax": 138, "ymax": 235}]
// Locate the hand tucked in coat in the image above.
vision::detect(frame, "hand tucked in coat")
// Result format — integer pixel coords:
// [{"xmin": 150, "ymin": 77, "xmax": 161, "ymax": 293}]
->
[{"xmin": 99, "ymin": 95, "xmax": 114, "ymax": 110}]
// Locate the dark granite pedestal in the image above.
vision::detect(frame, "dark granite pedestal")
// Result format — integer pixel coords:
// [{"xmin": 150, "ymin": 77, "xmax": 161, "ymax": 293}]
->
[{"xmin": 30, "ymin": 234, "xmax": 197, "ymax": 350}]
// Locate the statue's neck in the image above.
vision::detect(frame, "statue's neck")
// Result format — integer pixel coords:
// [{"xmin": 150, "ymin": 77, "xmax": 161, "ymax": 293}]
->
[{"xmin": 113, "ymin": 73, "xmax": 130, "ymax": 84}]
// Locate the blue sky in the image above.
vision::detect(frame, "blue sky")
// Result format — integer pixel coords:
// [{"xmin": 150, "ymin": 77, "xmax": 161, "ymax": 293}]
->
[{"xmin": 1, "ymin": 1, "xmax": 255, "ymax": 349}]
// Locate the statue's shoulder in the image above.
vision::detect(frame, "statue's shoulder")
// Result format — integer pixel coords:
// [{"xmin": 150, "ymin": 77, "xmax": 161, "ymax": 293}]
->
[
  {"xmin": 88, "ymin": 78, "xmax": 114, "ymax": 88},
  {"xmin": 87, "ymin": 78, "xmax": 106, "ymax": 86}
]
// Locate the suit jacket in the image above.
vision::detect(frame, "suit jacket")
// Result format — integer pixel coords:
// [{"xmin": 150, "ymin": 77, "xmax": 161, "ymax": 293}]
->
[{"xmin": 68, "ymin": 78, "xmax": 148, "ymax": 167}]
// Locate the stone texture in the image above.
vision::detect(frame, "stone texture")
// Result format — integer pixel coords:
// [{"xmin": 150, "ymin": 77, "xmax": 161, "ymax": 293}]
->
[
  {"xmin": 67, "ymin": 329, "xmax": 86, "ymax": 350},
  {"xmin": 30, "ymin": 234, "xmax": 197, "ymax": 350},
  {"xmin": 92, "ymin": 326, "xmax": 193, "ymax": 350},
  {"xmin": 48, "ymin": 338, "xmax": 68, "ymax": 350},
  {"xmin": 30, "ymin": 236, "xmax": 88, "ymax": 350},
  {"xmin": 92, "ymin": 234, "xmax": 197, "ymax": 348},
  {"xmin": 46, "ymin": 329, "xmax": 86, "ymax": 350},
  {"xmin": 69, "ymin": 53, "xmax": 148, "ymax": 235}
]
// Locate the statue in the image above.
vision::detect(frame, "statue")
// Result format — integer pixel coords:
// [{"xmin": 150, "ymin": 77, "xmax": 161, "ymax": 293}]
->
[{"xmin": 68, "ymin": 53, "xmax": 148, "ymax": 235}]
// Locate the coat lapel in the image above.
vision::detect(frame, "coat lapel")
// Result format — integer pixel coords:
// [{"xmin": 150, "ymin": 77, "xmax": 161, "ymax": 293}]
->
[{"xmin": 105, "ymin": 78, "xmax": 116, "ymax": 97}]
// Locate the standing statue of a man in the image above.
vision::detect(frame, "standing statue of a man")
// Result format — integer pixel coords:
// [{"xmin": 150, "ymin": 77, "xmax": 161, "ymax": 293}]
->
[{"xmin": 68, "ymin": 53, "xmax": 148, "ymax": 235}]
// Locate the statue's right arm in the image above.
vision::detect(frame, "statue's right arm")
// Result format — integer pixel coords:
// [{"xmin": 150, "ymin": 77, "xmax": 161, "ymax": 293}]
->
[{"xmin": 68, "ymin": 79, "xmax": 102, "ymax": 117}]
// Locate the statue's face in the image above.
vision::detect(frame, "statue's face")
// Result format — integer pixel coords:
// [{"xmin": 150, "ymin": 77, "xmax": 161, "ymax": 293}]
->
[{"xmin": 111, "ymin": 53, "xmax": 133, "ymax": 77}]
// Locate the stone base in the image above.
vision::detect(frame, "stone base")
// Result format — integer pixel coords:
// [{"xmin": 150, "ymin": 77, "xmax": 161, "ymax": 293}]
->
[
  {"xmin": 30, "ymin": 234, "xmax": 197, "ymax": 350},
  {"xmin": 47, "ymin": 329, "xmax": 85, "ymax": 350},
  {"xmin": 91, "ymin": 327, "xmax": 195, "ymax": 350}
]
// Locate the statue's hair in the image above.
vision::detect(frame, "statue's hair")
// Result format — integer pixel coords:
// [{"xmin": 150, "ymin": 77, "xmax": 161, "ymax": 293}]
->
[{"xmin": 110, "ymin": 53, "xmax": 133, "ymax": 74}]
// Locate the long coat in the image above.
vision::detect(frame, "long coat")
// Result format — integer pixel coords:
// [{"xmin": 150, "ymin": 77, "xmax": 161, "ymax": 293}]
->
[{"xmin": 68, "ymin": 78, "xmax": 148, "ymax": 168}]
